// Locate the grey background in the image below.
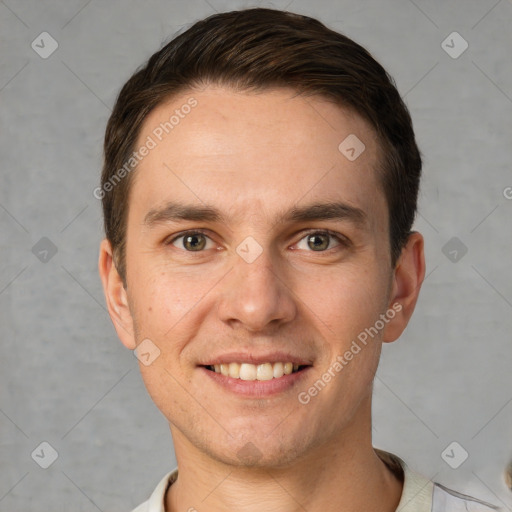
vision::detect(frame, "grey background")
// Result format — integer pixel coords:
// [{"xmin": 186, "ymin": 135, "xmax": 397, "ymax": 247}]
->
[{"xmin": 1, "ymin": 0, "xmax": 511, "ymax": 510}]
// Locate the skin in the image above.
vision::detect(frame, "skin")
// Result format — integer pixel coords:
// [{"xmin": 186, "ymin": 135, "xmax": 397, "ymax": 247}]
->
[{"xmin": 99, "ymin": 85, "xmax": 425, "ymax": 512}]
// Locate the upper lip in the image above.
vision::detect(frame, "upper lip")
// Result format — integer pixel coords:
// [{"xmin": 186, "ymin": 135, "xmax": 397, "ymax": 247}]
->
[{"xmin": 199, "ymin": 351, "xmax": 314, "ymax": 366}]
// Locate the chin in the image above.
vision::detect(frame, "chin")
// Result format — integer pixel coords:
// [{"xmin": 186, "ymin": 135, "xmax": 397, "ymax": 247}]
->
[
  {"xmin": 197, "ymin": 424, "xmax": 316, "ymax": 470},
  {"xmin": 209, "ymin": 441, "xmax": 308, "ymax": 469}
]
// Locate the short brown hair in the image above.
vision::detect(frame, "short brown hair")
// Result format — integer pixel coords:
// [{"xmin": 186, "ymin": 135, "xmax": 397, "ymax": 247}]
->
[{"xmin": 101, "ymin": 7, "xmax": 422, "ymax": 284}]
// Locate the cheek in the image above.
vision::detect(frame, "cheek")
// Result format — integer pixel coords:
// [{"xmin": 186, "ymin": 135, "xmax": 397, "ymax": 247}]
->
[
  {"xmin": 128, "ymin": 265, "xmax": 224, "ymax": 381},
  {"xmin": 139, "ymin": 364, "xmax": 184, "ymax": 419},
  {"xmin": 293, "ymin": 260, "xmax": 388, "ymax": 333},
  {"xmin": 130, "ymin": 267, "xmax": 209, "ymax": 332}
]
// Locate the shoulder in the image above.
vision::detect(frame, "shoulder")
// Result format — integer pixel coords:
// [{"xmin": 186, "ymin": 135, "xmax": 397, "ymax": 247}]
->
[
  {"xmin": 433, "ymin": 482, "xmax": 501, "ymax": 511},
  {"xmin": 376, "ymin": 449, "xmax": 502, "ymax": 512},
  {"xmin": 130, "ymin": 469, "xmax": 178, "ymax": 512},
  {"xmin": 131, "ymin": 501, "xmax": 150, "ymax": 512}
]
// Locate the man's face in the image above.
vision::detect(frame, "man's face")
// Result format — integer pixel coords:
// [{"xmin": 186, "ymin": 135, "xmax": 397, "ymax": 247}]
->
[{"xmin": 120, "ymin": 86, "xmax": 398, "ymax": 467}]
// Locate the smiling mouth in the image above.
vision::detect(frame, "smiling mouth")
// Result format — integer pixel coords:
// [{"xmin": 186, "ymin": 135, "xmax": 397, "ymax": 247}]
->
[{"xmin": 203, "ymin": 362, "xmax": 309, "ymax": 381}]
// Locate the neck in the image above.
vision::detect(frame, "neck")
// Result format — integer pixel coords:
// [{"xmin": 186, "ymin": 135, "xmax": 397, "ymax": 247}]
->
[{"xmin": 165, "ymin": 397, "xmax": 403, "ymax": 512}]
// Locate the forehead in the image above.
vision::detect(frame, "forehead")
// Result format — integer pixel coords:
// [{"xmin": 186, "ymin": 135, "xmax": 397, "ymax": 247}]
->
[{"xmin": 130, "ymin": 86, "xmax": 386, "ymax": 230}]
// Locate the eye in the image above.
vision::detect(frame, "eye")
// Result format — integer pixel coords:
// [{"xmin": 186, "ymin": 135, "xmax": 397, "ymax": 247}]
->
[
  {"xmin": 295, "ymin": 230, "xmax": 347, "ymax": 252},
  {"xmin": 168, "ymin": 230, "xmax": 215, "ymax": 251}
]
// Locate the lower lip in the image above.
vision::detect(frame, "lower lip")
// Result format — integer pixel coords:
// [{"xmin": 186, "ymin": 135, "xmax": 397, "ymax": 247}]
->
[{"xmin": 199, "ymin": 366, "xmax": 312, "ymax": 397}]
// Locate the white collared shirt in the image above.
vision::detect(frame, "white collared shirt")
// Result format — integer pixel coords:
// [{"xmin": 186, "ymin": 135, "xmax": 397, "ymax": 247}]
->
[{"xmin": 131, "ymin": 450, "xmax": 500, "ymax": 512}]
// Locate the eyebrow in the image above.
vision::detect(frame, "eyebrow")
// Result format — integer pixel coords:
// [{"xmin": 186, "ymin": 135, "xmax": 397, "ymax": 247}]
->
[{"xmin": 143, "ymin": 201, "xmax": 368, "ymax": 229}]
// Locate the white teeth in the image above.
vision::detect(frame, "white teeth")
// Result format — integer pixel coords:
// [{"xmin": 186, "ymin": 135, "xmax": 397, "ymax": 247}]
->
[
  {"xmin": 239, "ymin": 363, "xmax": 257, "ymax": 380},
  {"xmin": 256, "ymin": 363, "xmax": 273, "ymax": 381},
  {"xmin": 228, "ymin": 362, "xmax": 240, "ymax": 378},
  {"xmin": 273, "ymin": 362, "xmax": 284, "ymax": 378},
  {"xmin": 210, "ymin": 362, "xmax": 303, "ymax": 380}
]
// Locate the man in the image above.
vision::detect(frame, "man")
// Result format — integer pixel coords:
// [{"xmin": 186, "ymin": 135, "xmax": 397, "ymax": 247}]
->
[{"xmin": 97, "ymin": 8, "xmax": 500, "ymax": 512}]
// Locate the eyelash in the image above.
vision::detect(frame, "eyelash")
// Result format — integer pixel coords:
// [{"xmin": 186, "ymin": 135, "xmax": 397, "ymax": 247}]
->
[
  {"xmin": 297, "ymin": 229, "xmax": 350, "ymax": 251},
  {"xmin": 166, "ymin": 229, "xmax": 349, "ymax": 252}
]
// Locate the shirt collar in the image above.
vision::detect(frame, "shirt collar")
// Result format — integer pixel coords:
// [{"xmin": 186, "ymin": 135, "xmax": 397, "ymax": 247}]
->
[
  {"xmin": 376, "ymin": 449, "xmax": 433, "ymax": 512},
  {"xmin": 141, "ymin": 450, "xmax": 433, "ymax": 512}
]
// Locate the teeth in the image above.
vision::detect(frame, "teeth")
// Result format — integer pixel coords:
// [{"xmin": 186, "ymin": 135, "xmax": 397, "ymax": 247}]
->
[
  {"xmin": 239, "ymin": 363, "xmax": 257, "ymax": 380},
  {"xmin": 273, "ymin": 362, "xmax": 284, "ymax": 378},
  {"xmin": 228, "ymin": 362, "xmax": 240, "ymax": 378},
  {"xmin": 256, "ymin": 363, "xmax": 273, "ymax": 381},
  {"xmin": 210, "ymin": 362, "xmax": 303, "ymax": 380}
]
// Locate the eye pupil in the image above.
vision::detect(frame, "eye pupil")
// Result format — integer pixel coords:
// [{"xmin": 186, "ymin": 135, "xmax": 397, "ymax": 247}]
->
[
  {"xmin": 308, "ymin": 233, "xmax": 329, "ymax": 251},
  {"xmin": 184, "ymin": 234, "xmax": 206, "ymax": 251},
  {"xmin": 176, "ymin": 231, "xmax": 339, "ymax": 252}
]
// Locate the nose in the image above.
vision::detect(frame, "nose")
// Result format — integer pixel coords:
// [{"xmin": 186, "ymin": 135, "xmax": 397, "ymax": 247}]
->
[{"xmin": 216, "ymin": 246, "xmax": 297, "ymax": 333}]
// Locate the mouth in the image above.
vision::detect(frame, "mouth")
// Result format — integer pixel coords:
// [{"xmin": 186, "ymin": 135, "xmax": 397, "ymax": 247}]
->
[
  {"xmin": 200, "ymin": 362, "xmax": 312, "ymax": 398},
  {"xmin": 198, "ymin": 352, "xmax": 314, "ymax": 397},
  {"xmin": 203, "ymin": 362, "xmax": 309, "ymax": 381}
]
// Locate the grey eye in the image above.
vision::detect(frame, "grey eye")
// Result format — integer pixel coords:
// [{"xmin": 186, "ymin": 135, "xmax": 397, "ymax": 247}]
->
[
  {"xmin": 183, "ymin": 233, "xmax": 206, "ymax": 251},
  {"xmin": 170, "ymin": 232, "xmax": 213, "ymax": 251},
  {"xmin": 307, "ymin": 233, "xmax": 330, "ymax": 251},
  {"xmin": 295, "ymin": 231, "xmax": 342, "ymax": 252}
]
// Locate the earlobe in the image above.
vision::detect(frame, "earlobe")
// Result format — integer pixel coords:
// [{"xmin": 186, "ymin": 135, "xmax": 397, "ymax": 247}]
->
[
  {"xmin": 382, "ymin": 231, "xmax": 426, "ymax": 343},
  {"xmin": 98, "ymin": 239, "xmax": 137, "ymax": 350}
]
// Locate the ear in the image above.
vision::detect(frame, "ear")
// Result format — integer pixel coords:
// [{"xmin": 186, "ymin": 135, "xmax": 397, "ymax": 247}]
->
[
  {"xmin": 98, "ymin": 238, "xmax": 137, "ymax": 350},
  {"xmin": 382, "ymin": 231, "xmax": 425, "ymax": 343}
]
